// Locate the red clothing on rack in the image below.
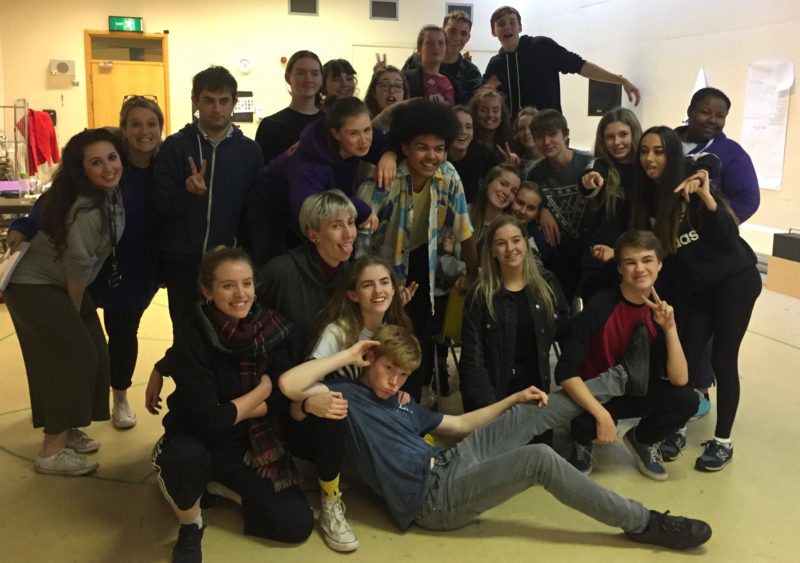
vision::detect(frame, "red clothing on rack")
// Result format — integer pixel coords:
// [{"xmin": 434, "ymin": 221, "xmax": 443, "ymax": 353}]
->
[{"xmin": 18, "ymin": 110, "xmax": 60, "ymax": 175}]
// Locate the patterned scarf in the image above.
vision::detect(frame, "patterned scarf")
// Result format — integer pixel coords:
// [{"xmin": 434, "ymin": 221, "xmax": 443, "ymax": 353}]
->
[{"xmin": 204, "ymin": 303, "xmax": 299, "ymax": 492}]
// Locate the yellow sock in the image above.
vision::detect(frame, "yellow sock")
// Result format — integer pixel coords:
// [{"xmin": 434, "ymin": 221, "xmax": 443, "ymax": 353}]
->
[{"xmin": 319, "ymin": 475, "xmax": 340, "ymax": 499}]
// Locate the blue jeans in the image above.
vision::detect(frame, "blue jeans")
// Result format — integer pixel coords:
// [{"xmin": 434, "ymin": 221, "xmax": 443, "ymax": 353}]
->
[{"xmin": 414, "ymin": 364, "xmax": 650, "ymax": 533}]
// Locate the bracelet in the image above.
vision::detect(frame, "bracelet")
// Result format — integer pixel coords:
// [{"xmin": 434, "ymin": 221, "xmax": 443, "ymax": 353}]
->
[{"xmin": 300, "ymin": 397, "xmax": 310, "ymax": 415}]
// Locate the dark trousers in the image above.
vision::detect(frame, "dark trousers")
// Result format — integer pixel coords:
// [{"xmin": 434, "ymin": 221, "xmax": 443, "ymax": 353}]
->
[
  {"xmin": 103, "ymin": 308, "xmax": 146, "ymax": 391},
  {"xmin": 544, "ymin": 253, "xmax": 582, "ymax": 307},
  {"xmin": 243, "ymin": 192, "xmax": 302, "ymax": 269},
  {"xmin": 153, "ymin": 434, "xmax": 313, "ymax": 543},
  {"xmin": 681, "ymin": 266, "xmax": 762, "ymax": 439},
  {"xmin": 571, "ymin": 378, "xmax": 699, "ymax": 445},
  {"xmin": 402, "ymin": 246, "xmax": 435, "ymax": 402},
  {"xmin": 285, "ymin": 414, "xmax": 347, "ymax": 482},
  {"xmin": 159, "ymin": 257, "xmax": 201, "ymax": 339}
]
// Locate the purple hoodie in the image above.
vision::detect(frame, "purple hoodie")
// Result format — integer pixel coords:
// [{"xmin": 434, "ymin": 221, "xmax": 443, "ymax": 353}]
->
[
  {"xmin": 676, "ymin": 125, "xmax": 760, "ymax": 222},
  {"xmin": 257, "ymin": 119, "xmax": 391, "ymax": 225}
]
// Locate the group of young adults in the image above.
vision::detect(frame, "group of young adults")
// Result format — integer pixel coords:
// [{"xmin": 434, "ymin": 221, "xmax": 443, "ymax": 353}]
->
[{"xmin": 4, "ymin": 4, "xmax": 766, "ymax": 562}]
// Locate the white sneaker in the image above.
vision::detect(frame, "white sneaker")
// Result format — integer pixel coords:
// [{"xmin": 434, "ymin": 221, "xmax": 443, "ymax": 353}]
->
[
  {"xmin": 319, "ymin": 492, "xmax": 358, "ymax": 552},
  {"xmin": 65, "ymin": 428, "xmax": 100, "ymax": 453},
  {"xmin": 112, "ymin": 398, "xmax": 137, "ymax": 429},
  {"xmin": 35, "ymin": 448, "xmax": 99, "ymax": 476}
]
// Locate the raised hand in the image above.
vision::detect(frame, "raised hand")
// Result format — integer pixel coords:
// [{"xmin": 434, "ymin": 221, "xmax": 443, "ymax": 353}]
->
[
  {"xmin": 376, "ymin": 150, "xmax": 397, "ymax": 188},
  {"xmin": 185, "ymin": 157, "xmax": 208, "ymax": 195},
  {"xmin": 496, "ymin": 142, "xmax": 521, "ymax": 168},
  {"xmin": 623, "ymin": 79, "xmax": 641, "ymax": 106},
  {"xmin": 399, "ymin": 281, "xmax": 419, "ymax": 305},
  {"xmin": 347, "ymin": 339, "xmax": 381, "ymax": 367},
  {"xmin": 374, "ymin": 53, "xmax": 388, "ymax": 73},
  {"xmin": 516, "ymin": 385, "xmax": 548, "ymax": 407},
  {"xmin": 582, "ymin": 170, "xmax": 604, "ymax": 191},
  {"xmin": 643, "ymin": 287, "xmax": 675, "ymax": 331}
]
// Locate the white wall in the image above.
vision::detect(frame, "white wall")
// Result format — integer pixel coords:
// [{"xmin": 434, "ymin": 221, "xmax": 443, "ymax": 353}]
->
[{"xmin": 0, "ymin": 0, "xmax": 797, "ymax": 253}]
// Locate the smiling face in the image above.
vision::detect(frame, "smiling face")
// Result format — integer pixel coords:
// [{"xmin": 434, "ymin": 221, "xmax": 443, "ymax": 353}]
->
[
  {"xmin": 450, "ymin": 111, "xmax": 474, "ymax": 152},
  {"xmin": 193, "ymin": 89, "xmax": 236, "ymax": 134},
  {"xmin": 491, "ymin": 223, "xmax": 527, "ymax": 271},
  {"xmin": 603, "ymin": 120, "xmax": 633, "ymax": 163},
  {"xmin": 309, "ymin": 212, "xmax": 356, "ymax": 266},
  {"xmin": 511, "ymin": 188, "xmax": 542, "ymax": 226},
  {"xmin": 286, "ymin": 57, "xmax": 323, "ymax": 100},
  {"xmin": 444, "ymin": 19, "xmax": 471, "ymax": 56},
  {"xmin": 686, "ymin": 95, "xmax": 728, "ymax": 143},
  {"xmin": 419, "ymin": 29, "xmax": 447, "ymax": 66},
  {"xmin": 533, "ymin": 128, "xmax": 569, "ymax": 160},
  {"xmin": 617, "ymin": 246, "xmax": 662, "ymax": 296},
  {"xmin": 487, "ymin": 170, "xmax": 521, "ymax": 211},
  {"xmin": 201, "ymin": 259, "xmax": 255, "ymax": 319},
  {"xmin": 375, "ymin": 71, "xmax": 405, "ymax": 111},
  {"xmin": 361, "ymin": 353, "xmax": 410, "ymax": 399},
  {"xmin": 639, "ymin": 132, "xmax": 668, "ymax": 182},
  {"xmin": 476, "ymin": 96, "xmax": 502, "ymax": 132},
  {"xmin": 515, "ymin": 114, "xmax": 535, "ymax": 149},
  {"xmin": 492, "ymin": 13, "xmax": 522, "ymax": 52},
  {"xmin": 347, "ymin": 264, "xmax": 395, "ymax": 318},
  {"xmin": 123, "ymin": 106, "xmax": 162, "ymax": 158},
  {"xmin": 325, "ymin": 72, "xmax": 356, "ymax": 98},
  {"xmin": 402, "ymin": 134, "xmax": 446, "ymax": 182},
  {"xmin": 83, "ymin": 141, "xmax": 122, "ymax": 194},
  {"xmin": 332, "ymin": 112, "xmax": 373, "ymax": 158}
]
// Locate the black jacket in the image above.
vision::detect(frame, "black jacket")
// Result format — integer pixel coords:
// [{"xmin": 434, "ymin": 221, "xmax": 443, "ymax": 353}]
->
[
  {"xmin": 162, "ymin": 305, "xmax": 292, "ymax": 451},
  {"xmin": 460, "ymin": 284, "xmax": 557, "ymax": 412}
]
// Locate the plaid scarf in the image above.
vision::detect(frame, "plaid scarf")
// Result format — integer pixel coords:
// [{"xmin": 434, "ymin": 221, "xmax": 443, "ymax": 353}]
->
[{"xmin": 204, "ymin": 303, "xmax": 299, "ymax": 492}]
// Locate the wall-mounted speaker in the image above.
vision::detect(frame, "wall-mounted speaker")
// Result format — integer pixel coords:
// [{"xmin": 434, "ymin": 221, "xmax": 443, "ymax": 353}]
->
[{"xmin": 49, "ymin": 59, "xmax": 76, "ymax": 77}]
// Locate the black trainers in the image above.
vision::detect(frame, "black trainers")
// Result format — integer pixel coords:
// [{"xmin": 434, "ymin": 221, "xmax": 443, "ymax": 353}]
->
[
  {"xmin": 623, "ymin": 427, "xmax": 668, "ymax": 481},
  {"xmin": 695, "ymin": 439, "xmax": 733, "ymax": 471},
  {"xmin": 567, "ymin": 441, "xmax": 594, "ymax": 475},
  {"xmin": 660, "ymin": 427, "xmax": 687, "ymax": 462},
  {"xmin": 173, "ymin": 523, "xmax": 204, "ymax": 563},
  {"xmin": 626, "ymin": 510, "xmax": 712, "ymax": 549},
  {"xmin": 621, "ymin": 323, "xmax": 650, "ymax": 397}
]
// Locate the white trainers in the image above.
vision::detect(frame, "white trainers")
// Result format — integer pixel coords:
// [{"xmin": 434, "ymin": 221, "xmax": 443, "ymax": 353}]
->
[
  {"xmin": 65, "ymin": 428, "xmax": 100, "ymax": 453},
  {"xmin": 319, "ymin": 492, "xmax": 359, "ymax": 552},
  {"xmin": 35, "ymin": 448, "xmax": 99, "ymax": 476},
  {"xmin": 112, "ymin": 398, "xmax": 137, "ymax": 429}
]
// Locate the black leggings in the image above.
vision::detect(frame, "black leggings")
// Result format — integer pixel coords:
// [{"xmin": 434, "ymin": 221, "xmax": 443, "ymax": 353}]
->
[
  {"xmin": 681, "ymin": 266, "xmax": 761, "ymax": 439},
  {"xmin": 285, "ymin": 414, "xmax": 347, "ymax": 482},
  {"xmin": 402, "ymin": 245, "xmax": 435, "ymax": 402},
  {"xmin": 103, "ymin": 308, "xmax": 146, "ymax": 391},
  {"xmin": 153, "ymin": 434, "xmax": 313, "ymax": 543}
]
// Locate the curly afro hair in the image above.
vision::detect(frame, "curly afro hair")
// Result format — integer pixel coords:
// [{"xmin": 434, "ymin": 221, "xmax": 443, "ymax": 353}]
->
[{"xmin": 388, "ymin": 98, "xmax": 460, "ymax": 151}]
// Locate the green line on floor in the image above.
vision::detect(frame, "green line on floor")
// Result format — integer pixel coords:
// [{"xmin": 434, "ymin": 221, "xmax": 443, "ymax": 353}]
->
[
  {"xmin": 747, "ymin": 329, "xmax": 800, "ymax": 352},
  {"xmin": 0, "ymin": 331, "xmax": 16, "ymax": 342}
]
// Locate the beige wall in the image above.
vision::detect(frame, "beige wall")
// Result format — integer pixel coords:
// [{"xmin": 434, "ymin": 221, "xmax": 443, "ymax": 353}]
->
[{"xmin": 0, "ymin": 0, "xmax": 797, "ymax": 253}]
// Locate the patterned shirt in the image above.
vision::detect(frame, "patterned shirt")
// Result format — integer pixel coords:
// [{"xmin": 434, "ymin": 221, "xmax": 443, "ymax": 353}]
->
[{"xmin": 358, "ymin": 160, "xmax": 473, "ymax": 311}]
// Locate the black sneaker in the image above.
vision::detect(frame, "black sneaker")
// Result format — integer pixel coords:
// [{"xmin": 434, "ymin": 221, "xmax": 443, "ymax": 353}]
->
[
  {"xmin": 567, "ymin": 441, "xmax": 594, "ymax": 475},
  {"xmin": 173, "ymin": 523, "xmax": 204, "ymax": 563},
  {"xmin": 626, "ymin": 510, "xmax": 712, "ymax": 549},
  {"xmin": 660, "ymin": 428, "xmax": 687, "ymax": 462},
  {"xmin": 623, "ymin": 427, "xmax": 668, "ymax": 481},
  {"xmin": 621, "ymin": 323, "xmax": 650, "ymax": 397},
  {"xmin": 695, "ymin": 439, "xmax": 733, "ymax": 471}
]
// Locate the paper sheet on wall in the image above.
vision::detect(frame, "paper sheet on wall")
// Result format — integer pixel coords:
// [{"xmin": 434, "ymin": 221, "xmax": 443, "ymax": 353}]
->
[{"xmin": 740, "ymin": 60, "xmax": 794, "ymax": 191}]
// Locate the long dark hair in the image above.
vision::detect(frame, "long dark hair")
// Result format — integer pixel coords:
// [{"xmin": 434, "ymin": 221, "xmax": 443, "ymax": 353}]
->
[
  {"xmin": 322, "ymin": 96, "xmax": 370, "ymax": 154},
  {"xmin": 38, "ymin": 128, "xmax": 123, "ymax": 259}
]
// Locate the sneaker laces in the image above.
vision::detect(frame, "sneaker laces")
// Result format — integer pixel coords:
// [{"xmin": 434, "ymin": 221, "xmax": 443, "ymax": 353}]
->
[
  {"xmin": 701, "ymin": 440, "xmax": 730, "ymax": 460},
  {"xmin": 654, "ymin": 510, "xmax": 689, "ymax": 533},
  {"xmin": 324, "ymin": 498, "xmax": 353, "ymax": 534},
  {"xmin": 646, "ymin": 443, "xmax": 664, "ymax": 465}
]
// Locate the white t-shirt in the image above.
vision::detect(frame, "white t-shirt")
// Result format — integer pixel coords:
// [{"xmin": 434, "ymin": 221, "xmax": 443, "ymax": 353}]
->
[{"xmin": 311, "ymin": 323, "xmax": 376, "ymax": 380}]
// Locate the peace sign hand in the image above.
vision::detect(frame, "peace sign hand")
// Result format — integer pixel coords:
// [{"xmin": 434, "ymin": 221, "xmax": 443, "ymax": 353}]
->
[
  {"xmin": 643, "ymin": 287, "xmax": 675, "ymax": 331},
  {"xmin": 374, "ymin": 53, "xmax": 388, "ymax": 73},
  {"xmin": 185, "ymin": 157, "xmax": 208, "ymax": 195},
  {"xmin": 496, "ymin": 142, "xmax": 521, "ymax": 168}
]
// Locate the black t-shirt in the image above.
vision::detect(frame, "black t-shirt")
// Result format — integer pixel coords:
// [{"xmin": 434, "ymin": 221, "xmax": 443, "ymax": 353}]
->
[
  {"xmin": 255, "ymin": 107, "xmax": 322, "ymax": 165},
  {"xmin": 510, "ymin": 289, "xmax": 541, "ymax": 391},
  {"xmin": 450, "ymin": 141, "xmax": 501, "ymax": 204}
]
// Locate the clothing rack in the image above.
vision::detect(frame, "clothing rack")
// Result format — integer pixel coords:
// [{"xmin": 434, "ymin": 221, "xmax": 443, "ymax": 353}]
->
[{"xmin": 0, "ymin": 99, "xmax": 29, "ymax": 181}]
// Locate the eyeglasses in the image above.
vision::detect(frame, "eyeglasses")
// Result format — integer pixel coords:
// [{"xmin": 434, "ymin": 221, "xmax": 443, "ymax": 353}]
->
[
  {"xmin": 122, "ymin": 94, "xmax": 158, "ymax": 104},
  {"xmin": 376, "ymin": 81, "xmax": 404, "ymax": 93}
]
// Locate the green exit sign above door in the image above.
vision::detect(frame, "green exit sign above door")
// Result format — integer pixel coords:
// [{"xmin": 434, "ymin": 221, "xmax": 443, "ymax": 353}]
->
[{"xmin": 108, "ymin": 16, "xmax": 143, "ymax": 32}]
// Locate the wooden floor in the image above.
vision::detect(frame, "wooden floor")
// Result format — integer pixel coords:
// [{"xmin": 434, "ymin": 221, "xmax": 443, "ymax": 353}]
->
[{"xmin": 1, "ymin": 286, "xmax": 798, "ymax": 562}]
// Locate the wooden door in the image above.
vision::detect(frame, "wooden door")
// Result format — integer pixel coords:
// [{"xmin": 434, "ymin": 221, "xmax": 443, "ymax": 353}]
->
[{"xmin": 84, "ymin": 31, "xmax": 171, "ymax": 133}]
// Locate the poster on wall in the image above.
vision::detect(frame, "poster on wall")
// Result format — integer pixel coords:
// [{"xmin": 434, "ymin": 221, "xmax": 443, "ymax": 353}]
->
[{"xmin": 741, "ymin": 60, "xmax": 795, "ymax": 191}]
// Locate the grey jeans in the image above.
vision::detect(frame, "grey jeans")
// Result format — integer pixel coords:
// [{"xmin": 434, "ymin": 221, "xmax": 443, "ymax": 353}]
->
[{"xmin": 414, "ymin": 364, "xmax": 650, "ymax": 533}]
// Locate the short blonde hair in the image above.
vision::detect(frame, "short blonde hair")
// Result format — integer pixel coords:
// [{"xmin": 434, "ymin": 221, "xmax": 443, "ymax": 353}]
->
[
  {"xmin": 372, "ymin": 324, "xmax": 421, "ymax": 373},
  {"xmin": 299, "ymin": 189, "xmax": 357, "ymax": 234}
]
